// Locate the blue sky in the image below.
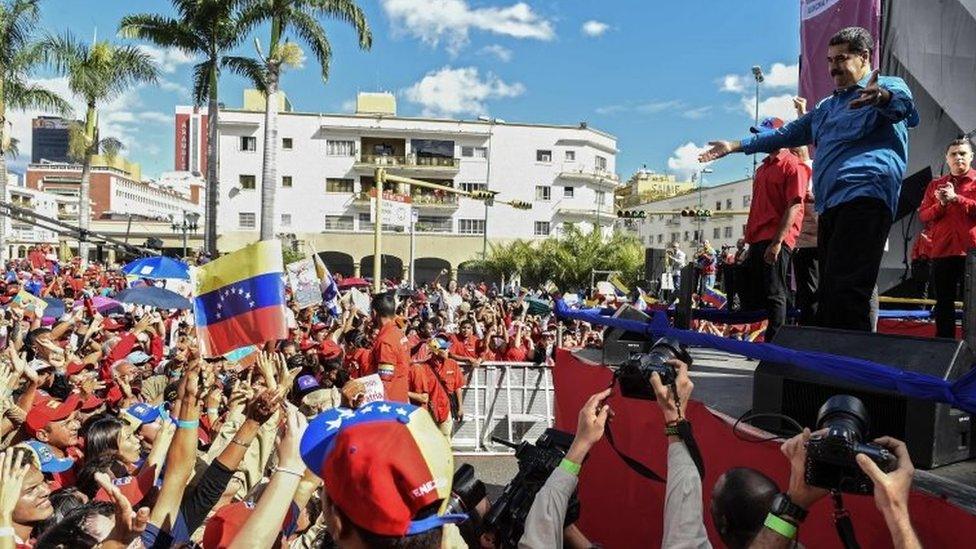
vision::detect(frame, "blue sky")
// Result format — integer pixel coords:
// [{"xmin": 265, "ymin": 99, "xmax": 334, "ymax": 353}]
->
[{"xmin": 10, "ymin": 0, "xmax": 803, "ymax": 185}]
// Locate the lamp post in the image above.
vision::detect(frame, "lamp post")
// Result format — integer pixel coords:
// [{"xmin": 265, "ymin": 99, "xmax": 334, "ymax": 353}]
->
[
  {"xmin": 751, "ymin": 65, "xmax": 765, "ymax": 177},
  {"xmin": 170, "ymin": 211, "xmax": 200, "ymax": 258},
  {"xmin": 696, "ymin": 168, "xmax": 713, "ymax": 244}
]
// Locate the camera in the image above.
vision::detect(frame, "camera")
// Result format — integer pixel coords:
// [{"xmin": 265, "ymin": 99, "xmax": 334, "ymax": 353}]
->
[
  {"xmin": 616, "ymin": 337, "xmax": 692, "ymax": 400},
  {"xmin": 805, "ymin": 395, "xmax": 897, "ymax": 495},
  {"xmin": 484, "ymin": 429, "xmax": 578, "ymax": 548},
  {"xmin": 445, "ymin": 464, "xmax": 490, "ymax": 547}
]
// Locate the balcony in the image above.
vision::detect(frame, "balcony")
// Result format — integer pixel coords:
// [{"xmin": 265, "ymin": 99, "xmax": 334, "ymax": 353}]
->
[
  {"xmin": 558, "ymin": 169, "xmax": 621, "ymax": 189},
  {"xmin": 350, "ymin": 191, "xmax": 460, "ymax": 211},
  {"xmin": 353, "ymin": 154, "xmax": 461, "ymax": 176},
  {"xmin": 554, "ymin": 205, "xmax": 616, "ymax": 223}
]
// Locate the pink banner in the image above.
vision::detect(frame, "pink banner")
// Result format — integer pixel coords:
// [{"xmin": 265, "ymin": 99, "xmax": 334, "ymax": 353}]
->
[{"xmin": 799, "ymin": 0, "xmax": 881, "ymax": 105}]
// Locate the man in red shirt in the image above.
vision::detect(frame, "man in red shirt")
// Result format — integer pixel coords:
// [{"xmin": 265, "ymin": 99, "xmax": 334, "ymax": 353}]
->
[
  {"xmin": 918, "ymin": 137, "xmax": 976, "ymax": 338},
  {"xmin": 741, "ymin": 117, "xmax": 807, "ymax": 341},
  {"xmin": 367, "ymin": 292, "xmax": 410, "ymax": 402},
  {"xmin": 449, "ymin": 320, "xmax": 482, "ymax": 367},
  {"xmin": 408, "ymin": 338, "xmax": 455, "ymax": 437}
]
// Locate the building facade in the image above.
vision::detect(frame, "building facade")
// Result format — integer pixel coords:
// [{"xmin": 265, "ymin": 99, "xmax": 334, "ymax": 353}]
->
[
  {"xmin": 209, "ymin": 92, "xmax": 619, "ymax": 282},
  {"xmin": 31, "ymin": 116, "xmax": 75, "ymax": 164},
  {"xmin": 174, "ymin": 107, "xmax": 209, "ymax": 174},
  {"xmin": 3, "ymin": 186, "xmax": 67, "ymax": 259},
  {"xmin": 615, "ymin": 169, "xmax": 695, "ymax": 208}
]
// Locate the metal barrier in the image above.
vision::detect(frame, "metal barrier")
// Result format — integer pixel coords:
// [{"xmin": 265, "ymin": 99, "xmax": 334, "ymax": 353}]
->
[{"xmin": 451, "ymin": 361, "xmax": 555, "ymax": 454}]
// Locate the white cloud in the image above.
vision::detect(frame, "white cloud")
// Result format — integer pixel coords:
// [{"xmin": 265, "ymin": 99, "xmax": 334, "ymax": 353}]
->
[
  {"xmin": 135, "ymin": 44, "xmax": 196, "ymax": 74},
  {"xmin": 596, "ymin": 100, "xmax": 685, "ymax": 116},
  {"xmin": 719, "ymin": 62, "xmax": 799, "ymax": 93},
  {"xmin": 159, "ymin": 79, "xmax": 189, "ymax": 97},
  {"xmin": 581, "ymin": 20, "xmax": 610, "ymax": 37},
  {"xmin": 138, "ymin": 112, "xmax": 172, "ymax": 124},
  {"xmin": 667, "ymin": 142, "xmax": 708, "ymax": 181},
  {"xmin": 720, "ymin": 74, "xmax": 747, "ymax": 93},
  {"xmin": 380, "ymin": 0, "xmax": 554, "ymax": 54},
  {"xmin": 479, "ymin": 44, "xmax": 513, "ymax": 62},
  {"xmin": 740, "ymin": 93, "xmax": 799, "ymax": 123},
  {"xmin": 340, "ymin": 99, "xmax": 356, "ymax": 112},
  {"xmin": 401, "ymin": 66, "xmax": 524, "ymax": 117},
  {"xmin": 682, "ymin": 106, "xmax": 713, "ymax": 119}
]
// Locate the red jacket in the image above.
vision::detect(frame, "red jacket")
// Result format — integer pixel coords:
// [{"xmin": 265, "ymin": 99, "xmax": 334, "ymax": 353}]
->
[{"xmin": 918, "ymin": 169, "xmax": 976, "ymax": 258}]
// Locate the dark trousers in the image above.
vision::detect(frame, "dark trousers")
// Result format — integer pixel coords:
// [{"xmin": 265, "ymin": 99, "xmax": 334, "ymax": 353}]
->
[
  {"xmin": 816, "ymin": 197, "xmax": 892, "ymax": 331},
  {"xmin": 741, "ymin": 240, "xmax": 792, "ymax": 341},
  {"xmin": 932, "ymin": 256, "xmax": 965, "ymax": 338},
  {"xmin": 793, "ymin": 247, "xmax": 820, "ymax": 325}
]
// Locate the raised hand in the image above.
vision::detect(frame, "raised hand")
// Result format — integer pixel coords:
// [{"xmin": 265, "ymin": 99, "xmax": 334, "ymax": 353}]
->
[
  {"xmin": 0, "ymin": 450, "xmax": 29, "ymax": 523},
  {"xmin": 698, "ymin": 141, "xmax": 738, "ymax": 163},
  {"xmin": 94, "ymin": 471, "xmax": 151, "ymax": 545},
  {"xmin": 244, "ymin": 388, "xmax": 283, "ymax": 424},
  {"xmin": 856, "ymin": 436, "xmax": 915, "ymax": 521},
  {"xmin": 277, "ymin": 404, "xmax": 309, "ymax": 471},
  {"xmin": 793, "ymin": 96, "xmax": 808, "ymax": 117},
  {"xmin": 849, "ymin": 69, "xmax": 888, "ymax": 109}
]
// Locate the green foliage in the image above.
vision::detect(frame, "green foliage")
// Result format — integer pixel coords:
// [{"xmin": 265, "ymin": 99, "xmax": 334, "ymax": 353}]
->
[
  {"xmin": 281, "ymin": 247, "xmax": 304, "ymax": 266},
  {"xmin": 479, "ymin": 226, "xmax": 644, "ymax": 292}
]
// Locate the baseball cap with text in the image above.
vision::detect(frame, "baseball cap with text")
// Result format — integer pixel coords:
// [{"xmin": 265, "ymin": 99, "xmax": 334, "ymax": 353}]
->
[{"xmin": 750, "ymin": 116, "xmax": 785, "ymax": 134}]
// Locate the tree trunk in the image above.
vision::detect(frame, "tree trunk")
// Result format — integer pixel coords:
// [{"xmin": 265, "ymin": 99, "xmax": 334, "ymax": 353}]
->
[
  {"xmin": 259, "ymin": 75, "xmax": 279, "ymax": 241},
  {"xmin": 205, "ymin": 67, "xmax": 220, "ymax": 256},
  {"xmin": 0, "ymin": 92, "xmax": 7, "ymax": 263},
  {"xmin": 78, "ymin": 104, "xmax": 96, "ymax": 265}
]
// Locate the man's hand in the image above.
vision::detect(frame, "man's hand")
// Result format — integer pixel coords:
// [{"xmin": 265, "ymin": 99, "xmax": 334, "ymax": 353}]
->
[
  {"xmin": 340, "ymin": 379, "xmax": 366, "ymax": 409},
  {"xmin": 698, "ymin": 141, "xmax": 740, "ymax": 163},
  {"xmin": 940, "ymin": 183, "xmax": 957, "ymax": 203},
  {"xmin": 565, "ymin": 388, "xmax": 612, "ymax": 464},
  {"xmin": 764, "ymin": 241, "xmax": 783, "ymax": 265},
  {"xmin": 94, "ymin": 471, "xmax": 151, "ymax": 545},
  {"xmin": 781, "ymin": 428, "xmax": 829, "ymax": 510},
  {"xmin": 244, "ymin": 389, "xmax": 282, "ymax": 424},
  {"xmin": 277, "ymin": 405, "xmax": 308, "ymax": 471},
  {"xmin": 856, "ymin": 436, "xmax": 915, "ymax": 522},
  {"xmin": 850, "ymin": 69, "xmax": 890, "ymax": 109},
  {"xmin": 0, "ymin": 449, "xmax": 29, "ymax": 522},
  {"xmin": 793, "ymin": 96, "xmax": 808, "ymax": 117},
  {"xmin": 649, "ymin": 359, "xmax": 693, "ymax": 424}
]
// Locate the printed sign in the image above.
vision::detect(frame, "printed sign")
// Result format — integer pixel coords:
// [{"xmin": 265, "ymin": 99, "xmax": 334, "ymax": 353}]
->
[
  {"xmin": 369, "ymin": 190, "xmax": 413, "ymax": 228},
  {"xmin": 348, "ymin": 287, "xmax": 371, "ymax": 312},
  {"xmin": 357, "ymin": 374, "xmax": 386, "ymax": 405},
  {"xmin": 286, "ymin": 258, "xmax": 323, "ymax": 309}
]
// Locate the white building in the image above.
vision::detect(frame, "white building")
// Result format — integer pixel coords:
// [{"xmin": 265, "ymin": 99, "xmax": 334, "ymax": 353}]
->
[
  {"xmin": 3, "ymin": 186, "xmax": 65, "ymax": 259},
  {"xmin": 618, "ymin": 178, "xmax": 753, "ymax": 253},
  {"xmin": 208, "ymin": 92, "xmax": 619, "ymax": 281}
]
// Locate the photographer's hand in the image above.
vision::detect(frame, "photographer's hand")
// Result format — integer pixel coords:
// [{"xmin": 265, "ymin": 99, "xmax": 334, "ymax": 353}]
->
[
  {"xmin": 856, "ymin": 436, "xmax": 921, "ymax": 549},
  {"xmin": 649, "ymin": 359, "xmax": 692, "ymax": 426},
  {"xmin": 565, "ymin": 388, "xmax": 612, "ymax": 465},
  {"xmin": 781, "ymin": 428, "xmax": 829, "ymax": 510}
]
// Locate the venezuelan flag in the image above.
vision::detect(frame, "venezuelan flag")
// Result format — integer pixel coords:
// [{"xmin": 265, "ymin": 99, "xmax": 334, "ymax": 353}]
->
[{"xmin": 192, "ymin": 240, "xmax": 288, "ymax": 357}]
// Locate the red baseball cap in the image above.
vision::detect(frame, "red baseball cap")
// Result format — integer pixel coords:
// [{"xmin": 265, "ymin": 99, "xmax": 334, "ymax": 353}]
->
[
  {"xmin": 25, "ymin": 394, "xmax": 81, "ymax": 436},
  {"xmin": 201, "ymin": 500, "xmax": 300, "ymax": 548},
  {"xmin": 80, "ymin": 394, "xmax": 105, "ymax": 412},
  {"xmin": 319, "ymin": 339, "xmax": 342, "ymax": 360},
  {"xmin": 94, "ymin": 464, "xmax": 158, "ymax": 507},
  {"xmin": 300, "ymin": 403, "xmax": 464, "ymax": 536},
  {"xmin": 750, "ymin": 116, "xmax": 785, "ymax": 134}
]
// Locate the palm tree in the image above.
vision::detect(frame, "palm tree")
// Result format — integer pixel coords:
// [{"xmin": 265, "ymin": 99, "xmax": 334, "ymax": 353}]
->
[
  {"xmin": 229, "ymin": 0, "xmax": 371, "ymax": 241},
  {"xmin": 42, "ymin": 32, "xmax": 158, "ymax": 263},
  {"xmin": 0, "ymin": 0, "xmax": 71, "ymax": 260},
  {"xmin": 119, "ymin": 0, "xmax": 251, "ymax": 257}
]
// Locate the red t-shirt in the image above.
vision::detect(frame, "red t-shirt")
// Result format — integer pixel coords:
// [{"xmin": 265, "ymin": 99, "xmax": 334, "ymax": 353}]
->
[
  {"xmin": 918, "ymin": 169, "xmax": 976, "ymax": 258},
  {"xmin": 369, "ymin": 322, "xmax": 411, "ymax": 402},
  {"xmin": 433, "ymin": 356, "xmax": 465, "ymax": 393},
  {"xmin": 450, "ymin": 334, "xmax": 482, "ymax": 360},
  {"xmin": 344, "ymin": 348, "xmax": 371, "ymax": 378},
  {"xmin": 409, "ymin": 363, "xmax": 451, "ymax": 424},
  {"xmin": 744, "ymin": 150, "xmax": 807, "ymax": 248}
]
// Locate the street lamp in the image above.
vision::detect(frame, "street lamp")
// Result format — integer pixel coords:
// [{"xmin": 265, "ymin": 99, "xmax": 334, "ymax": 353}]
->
[
  {"xmin": 751, "ymin": 65, "xmax": 765, "ymax": 176},
  {"xmin": 696, "ymin": 168, "xmax": 713, "ymax": 244},
  {"xmin": 170, "ymin": 211, "xmax": 200, "ymax": 258}
]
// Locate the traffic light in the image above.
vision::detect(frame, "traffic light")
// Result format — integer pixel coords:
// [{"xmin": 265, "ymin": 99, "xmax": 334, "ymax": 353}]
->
[
  {"xmin": 509, "ymin": 200, "xmax": 532, "ymax": 210},
  {"xmin": 680, "ymin": 208, "xmax": 712, "ymax": 218},
  {"xmin": 680, "ymin": 208, "xmax": 694, "ymax": 217},
  {"xmin": 468, "ymin": 190, "xmax": 496, "ymax": 200}
]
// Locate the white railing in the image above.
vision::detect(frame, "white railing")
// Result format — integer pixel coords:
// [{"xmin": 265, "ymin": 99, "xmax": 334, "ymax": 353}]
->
[{"xmin": 452, "ymin": 361, "xmax": 555, "ymax": 454}]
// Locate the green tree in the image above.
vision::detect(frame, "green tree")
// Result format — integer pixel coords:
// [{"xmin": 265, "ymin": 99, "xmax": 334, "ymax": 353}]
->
[
  {"xmin": 42, "ymin": 32, "xmax": 158, "ymax": 263},
  {"xmin": 0, "ymin": 0, "xmax": 71, "ymax": 260},
  {"xmin": 229, "ymin": 0, "xmax": 372, "ymax": 241},
  {"xmin": 120, "ymin": 0, "xmax": 253, "ymax": 257}
]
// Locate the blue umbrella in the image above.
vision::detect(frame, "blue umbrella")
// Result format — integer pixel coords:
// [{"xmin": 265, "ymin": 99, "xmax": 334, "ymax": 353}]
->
[
  {"xmin": 41, "ymin": 297, "xmax": 66, "ymax": 319},
  {"xmin": 121, "ymin": 256, "xmax": 190, "ymax": 280},
  {"xmin": 115, "ymin": 287, "xmax": 192, "ymax": 310}
]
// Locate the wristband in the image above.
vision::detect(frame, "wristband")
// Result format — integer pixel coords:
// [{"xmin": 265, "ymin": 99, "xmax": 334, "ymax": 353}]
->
[
  {"xmin": 0, "ymin": 526, "xmax": 14, "ymax": 537},
  {"xmin": 274, "ymin": 466, "xmax": 305, "ymax": 479},
  {"xmin": 206, "ymin": 407, "xmax": 219, "ymax": 415},
  {"xmin": 558, "ymin": 458, "xmax": 581, "ymax": 477},
  {"xmin": 664, "ymin": 425, "xmax": 680, "ymax": 437},
  {"xmin": 230, "ymin": 438, "xmax": 250, "ymax": 447},
  {"xmin": 176, "ymin": 419, "xmax": 199, "ymax": 429},
  {"xmin": 764, "ymin": 513, "xmax": 798, "ymax": 539}
]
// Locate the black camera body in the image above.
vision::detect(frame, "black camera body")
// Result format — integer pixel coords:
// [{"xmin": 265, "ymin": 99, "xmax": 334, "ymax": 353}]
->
[
  {"xmin": 616, "ymin": 337, "xmax": 692, "ymax": 400},
  {"xmin": 805, "ymin": 395, "xmax": 897, "ymax": 495}
]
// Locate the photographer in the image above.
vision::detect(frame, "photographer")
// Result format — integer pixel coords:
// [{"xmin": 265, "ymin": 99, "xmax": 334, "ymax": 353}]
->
[
  {"xmin": 518, "ymin": 388, "xmax": 610, "ymax": 548},
  {"xmin": 749, "ymin": 430, "xmax": 921, "ymax": 549}
]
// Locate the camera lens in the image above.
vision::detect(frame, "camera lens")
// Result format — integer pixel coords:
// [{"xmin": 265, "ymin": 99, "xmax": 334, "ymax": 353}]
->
[{"xmin": 816, "ymin": 395, "xmax": 870, "ymax": 441}]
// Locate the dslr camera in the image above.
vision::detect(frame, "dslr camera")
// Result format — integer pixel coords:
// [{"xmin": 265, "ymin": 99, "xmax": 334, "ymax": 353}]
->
[
  {"xmin": 805, "ymin": 395, "xmax": 897, "ymax": 494},
  {"xmin": 616, "ymin": 337, "xmax": 692, "ymax": 400}
]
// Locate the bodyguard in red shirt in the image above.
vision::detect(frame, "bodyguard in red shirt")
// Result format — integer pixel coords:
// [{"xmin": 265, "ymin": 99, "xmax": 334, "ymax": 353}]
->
[
  {"xmin": 741, "ymin": 117, "xmax": 807, "ymax": 341},
  {"xmin": 367, "ymin": 292, "xmax": 411, "ymax": 402},
  {"xmin": 918, "ymin": 138, "xmax": 976, "ymax": 337}
]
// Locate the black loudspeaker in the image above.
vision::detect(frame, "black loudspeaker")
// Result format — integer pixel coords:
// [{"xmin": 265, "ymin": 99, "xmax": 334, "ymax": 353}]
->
[
  {"xmin": 753, "ymin": 326, "xmax": 975, "ymax": 469},
  {"xmin": 644, "ymin": 248, "xmax": 667, "ymax": 285},
  {"xmin": 601, "ymin": 304, "xmax": 652, "ymax": 366}
]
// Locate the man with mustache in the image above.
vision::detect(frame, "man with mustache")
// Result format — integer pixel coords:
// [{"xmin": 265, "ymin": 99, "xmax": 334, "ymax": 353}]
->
[{"xmin": 700, "ymin": 27, "xmax": 919, "ymax": 332}]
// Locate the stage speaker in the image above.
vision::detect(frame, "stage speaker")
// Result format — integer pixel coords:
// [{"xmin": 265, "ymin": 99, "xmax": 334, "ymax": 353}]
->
[
  {"xmin": 601, "ymin": 304, "xmax": 652, "ymax": 366},
  {"xmin": 753, "ymin": 326, "xmax": 975, "ymax": 469},
  {"xmin": 645, "ymin": 248, "xmax": 666, "ymax": 285}
]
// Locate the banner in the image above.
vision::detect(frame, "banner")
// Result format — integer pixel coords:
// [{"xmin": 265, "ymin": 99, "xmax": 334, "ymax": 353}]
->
[
  {"xmin": 286, "ymin": 258, "xmax": 323, "ymax": 309},
  {"xmin": 799, "ymin": 0, "xmax": 881, "ymax": 105},
  {"xmin": 368, "ymin": 189, "xmax": 412, "ymax": 228}
]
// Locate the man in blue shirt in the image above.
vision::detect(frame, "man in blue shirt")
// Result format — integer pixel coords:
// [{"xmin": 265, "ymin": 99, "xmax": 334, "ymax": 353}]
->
[{"xmin": 700, "ymin": 27, "xmax": 919, "ymax": 332}]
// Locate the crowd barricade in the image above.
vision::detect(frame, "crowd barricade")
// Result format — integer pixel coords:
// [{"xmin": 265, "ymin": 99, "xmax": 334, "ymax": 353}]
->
[{"xmin": 451, "ymin": 361, "xmax": 555, "ymax": 454}]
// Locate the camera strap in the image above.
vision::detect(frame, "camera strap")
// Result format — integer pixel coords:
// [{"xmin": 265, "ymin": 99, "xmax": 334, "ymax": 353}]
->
[
  {"xmin": 675, "ymin": 418, "xmax": 706, "ymax": 480},
  {"xmin": 603, "ymin": 421, "xmax": 665, "ymax": 483},
  {"xmin": 831, "ymin": 492, "xmax": 861, "ymax": 549}
]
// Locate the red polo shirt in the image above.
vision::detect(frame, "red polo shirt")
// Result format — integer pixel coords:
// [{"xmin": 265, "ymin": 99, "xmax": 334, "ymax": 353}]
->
[
  {"xmin": 450, "ymin": 334, "xmax": 482, "ymax": 360},
  {"xmin": 368, "ymin": 322, "xmax": 411, "ymax": 402},
  {"xmin": 409, "ymin": 362, "xmax": 451, "ymax": 424},
  {"xmin": 918, "ymin": 169, "xmax": 976, "ymax": 258},
  {"xmin": 744, "ymin": 150, "xmax": 807, "ymax": 248}
]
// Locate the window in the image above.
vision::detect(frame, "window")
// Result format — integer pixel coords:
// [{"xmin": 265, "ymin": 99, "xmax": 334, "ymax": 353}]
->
[
  {"xmin": 281, "ymin": 213, "xmax": 292, "ymax": 227},
  {"xmin": 694, "ymin": 230, "xmax": 702, "ymax": 242},
  {"xmin": 411, "ymin": 139, "xmax": 455, "ymax": 160},
  {"xmin": 684, "ymin": 231, "xmax": 689, "ymax": 242},
  {"xmin": 282, "ymin": 137, "xmax": 293, "ymax": 150},
  {"xmin": 536, "ymin": 150, "xmax": 552, "ymax": 162},
  {"xmin": 326, "ymin": 140, "xmax": 355, "ymax": 156},
  {"xmin": 595, "ymin": 155, "xmax": 607, "ymax": 171},
  {"xmin": 240, "ymin": 136, "xmax": 257, "ymax": 151},
  {"xmin": 743, "ymin": 195, "xmax": 752, "ymax": 207},
  {"xmin": 534, "ymin": 221, "xmax": 550, "ymax": 236},
  {"xmin": 326, "ymin": 178, "xmax": 354, "ymax": 193},
  {"xmin": 742, "ymin": 224, "xmax": 747, "ymax": 235},
  {"xmin": 459, "ymin": 219, "xmax": 485, "ymax": 235},
  {"xmin": 239, "ymin": 175, "xmax": 256, "ymax": 189},
  {"xmin": 657, "ymin": 234, "xmax": 663, "ymax": 244},
  {"xmin": 595, "ymin": 190, "xmax": 606, "ymax": 206},
  {"xmin": 282, "ymin": 176, "xmax": 293, "ymax": 188},
  {"xmin": 358, "ymin": 212, "xmax": 399, "ymax": 232},
  {"xmin": 724, "ymin": 226, "xmax": 733, "ymax": 238},
  {"xmin": 715, "ymin": 200, "xmax": 722, "ymax": 211},
  {"xmin": 535, "ymin": 186, "xmax": 551, "ymax": 201},
  {"xmin": 713, "ymin": 227, "xmax": 721, "ymax": 239},
  {"xmin": 563, "ymin": 186, "xmax": 574, "ymax": 198},
  {"xmin": 461, "ymin": 146, "xmax": 487, "ymax": 159},
  {"xmin": 460, "ymin": 182, "xmax": 488, "ymax": 193},
  {"xmin": 565, "ymin": 150, "xmax": 576, "ymax": 161},
  {"xmin": 324, "ymin": 215, "xmax": 354, "ymax": 231},
  {"xmin": 238, "ymin": 212, "xmax": 256, "ymax": 229},
  {"xmin": 726, "ymin": 199, "xmax": 732, "ymax": 210}
]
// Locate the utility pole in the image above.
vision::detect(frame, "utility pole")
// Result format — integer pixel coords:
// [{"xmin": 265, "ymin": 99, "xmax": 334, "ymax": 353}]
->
[{"xmin": 752, "ymin": 65, "xmax": 765, "ymax": 177}]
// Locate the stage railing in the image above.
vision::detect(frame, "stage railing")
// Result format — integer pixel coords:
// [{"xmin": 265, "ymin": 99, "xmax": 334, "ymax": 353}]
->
[{"xmin": 452, "ymin": 361, "xmax": 554, "ymax": 454}]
